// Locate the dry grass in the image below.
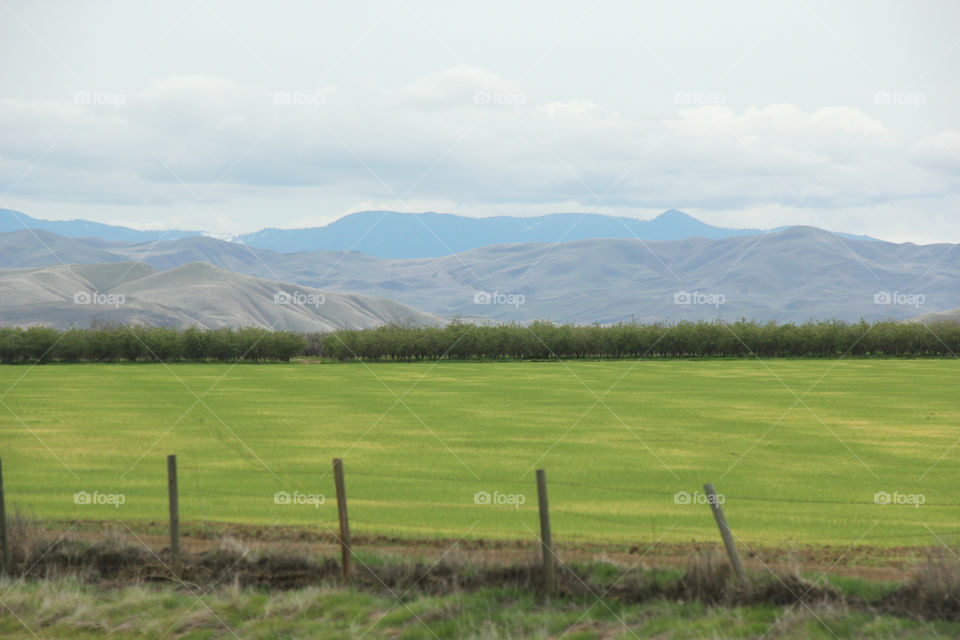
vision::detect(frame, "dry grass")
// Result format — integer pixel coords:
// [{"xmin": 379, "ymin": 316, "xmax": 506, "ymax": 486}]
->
[
  {"xmin": 4, "ymin": 509, "xmax": 48, "ymax": 571},
  {"xmin": 6, "ymin": 527, "xmax": 960, "ymax": 625},
  {"xmin": 881, "ymin": 550, "xmax": 960, "ymax": 620}
]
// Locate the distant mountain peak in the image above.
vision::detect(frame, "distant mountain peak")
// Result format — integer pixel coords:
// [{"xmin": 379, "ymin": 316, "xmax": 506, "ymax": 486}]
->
[{"xmin": 654, "ymin": 209, "xmax": 697, "ymax": 221}]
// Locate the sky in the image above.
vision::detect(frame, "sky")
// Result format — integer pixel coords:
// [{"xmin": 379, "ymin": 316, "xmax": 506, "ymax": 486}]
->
[{"xmin": 0, "ymin": 0, "xmax": 958, "ymax": 243}]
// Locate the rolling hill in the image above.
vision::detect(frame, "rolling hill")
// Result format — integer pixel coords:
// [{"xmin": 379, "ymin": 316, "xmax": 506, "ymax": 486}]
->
[
  {"xmin": 0, "ymin": 226, "xmax": 955, "ymax": 325},
  {"xmin": 0, "ymin": 261, "xmax": 443, "ymax": 331},
  {"xmin": 913, "ymin": 308, "xmax": 960, "ymax": 323}
]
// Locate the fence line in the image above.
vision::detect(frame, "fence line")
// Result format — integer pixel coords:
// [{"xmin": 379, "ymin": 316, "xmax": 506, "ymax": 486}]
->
[
  {"xmin": 176, "ymin": 467, "xmax": 960, "ymax": 508},
  {"xmin": 1, "ymin": 454, "xmax": 954, "ymax": 579}
]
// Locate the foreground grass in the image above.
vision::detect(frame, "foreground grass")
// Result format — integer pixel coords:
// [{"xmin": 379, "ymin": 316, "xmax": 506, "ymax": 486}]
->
[
  {"xmin": 1, "ymin": 577, "xmax": 957, "ymax": 640},
  {"xmin": 1, "ymin": 360, "xmax": 958, "ymax": 546}
]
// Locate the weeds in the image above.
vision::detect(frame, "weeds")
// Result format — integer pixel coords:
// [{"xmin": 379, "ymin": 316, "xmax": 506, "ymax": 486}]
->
[{"xmin": 5, "ymin": 529, "xmax": 960, "ymax": 625}]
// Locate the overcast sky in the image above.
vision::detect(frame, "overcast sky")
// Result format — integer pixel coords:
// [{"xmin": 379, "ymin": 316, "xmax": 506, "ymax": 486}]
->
[{"xmin": 1, "ymin": 0, "xmax": 958, "ymax": 242}]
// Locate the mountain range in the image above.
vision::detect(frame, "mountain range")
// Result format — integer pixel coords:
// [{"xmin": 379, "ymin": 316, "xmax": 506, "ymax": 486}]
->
[
  {"xmin": 235, "ymin": 209, "xmax": 776, "ymax": 257},
  {"xmin": 1, "ymin": 208, "xmax": 876, "ymax": 259},
  {"xmin": 0, "ymin": 209, "xmax": 201, "ymax": 243},
  {"xmin": 0, "ymin": 221, "xmax": 955, "ymax": 328}
]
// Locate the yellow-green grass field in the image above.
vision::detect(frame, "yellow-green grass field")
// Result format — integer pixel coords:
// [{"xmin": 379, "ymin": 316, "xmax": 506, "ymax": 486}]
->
[{"xmin": 0, "ymin": 360, "xmax": 957, "ymax": 548}]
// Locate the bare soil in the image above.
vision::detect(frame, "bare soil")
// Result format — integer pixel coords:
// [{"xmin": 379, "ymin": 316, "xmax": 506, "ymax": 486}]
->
[{"xmin": 47, "ymin": 519, "xmax": 921, "ymax": 583}]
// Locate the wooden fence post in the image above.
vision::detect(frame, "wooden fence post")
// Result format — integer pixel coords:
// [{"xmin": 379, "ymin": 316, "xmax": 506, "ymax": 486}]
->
[
  {"xmin": 167, "ymin": 455, "xmax": 179, "ymax": 556},
  {"xmin": 333, "ymin": 458, "xmax": 352, "ymax": 579},
  {"xmin": 0, "ymin": 458, "xmax": 8, "ymax": 573},
  {"xmin": 703, "ymin": 483, "xmax": 746, "ymax": 583},
  {"xmin": 536, "ymin": 469, "xmax": 556, "ymax": 595}
]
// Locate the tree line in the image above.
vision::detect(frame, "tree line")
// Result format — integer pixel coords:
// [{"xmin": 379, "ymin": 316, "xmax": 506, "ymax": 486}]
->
[
  {"xmin": 313, "ymin": 319, "xmax": 960, "ymax": 361},
  {"xmin": 0, "ymin": 319, "xmax": 957, "ymax": 364},
  {"xmin": 0, "ymin": 326, "xmax": 306, "ymax": 363}
]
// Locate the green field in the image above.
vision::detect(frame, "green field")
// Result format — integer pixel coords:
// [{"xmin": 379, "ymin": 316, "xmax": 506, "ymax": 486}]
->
[{"xmin": 1, "ymin": 360, "xmax": 958, "ymax": 547}]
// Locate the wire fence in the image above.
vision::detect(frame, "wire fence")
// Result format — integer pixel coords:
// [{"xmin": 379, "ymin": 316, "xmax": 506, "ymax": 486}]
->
[
  {"xmin": 2, "ymin": 456, "xmax": 955, "ymax": 556},
  {"xmin": 176, "ymin": 466, "xmax": 960, "ymax": 507},
  {"xmin": 164, "ymin": 461, "xmax": 960, "ymax": 547}
]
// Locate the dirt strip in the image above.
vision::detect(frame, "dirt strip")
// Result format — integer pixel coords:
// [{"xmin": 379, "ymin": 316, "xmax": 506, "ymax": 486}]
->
[{"xmin": 45, "ymin": 519, "xmax": 925, "ymax": 583}]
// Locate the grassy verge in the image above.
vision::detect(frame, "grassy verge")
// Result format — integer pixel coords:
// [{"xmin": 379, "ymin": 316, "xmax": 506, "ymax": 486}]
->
[
  {"xmin": 4, "ymin": 516, "xmax": 960, "ymax": 639},
  {"xmin": 2, "ymin": 577, "xmax": 958, "ymax": 639}
]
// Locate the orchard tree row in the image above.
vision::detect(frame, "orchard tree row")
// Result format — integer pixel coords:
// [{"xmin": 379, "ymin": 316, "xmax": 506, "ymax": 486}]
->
[
  {"xmin": 0, "ymin": 326, "xmax": 306, "ymax": 363},
  {"xmin": 311, "ymin": 319, "xmax": 960, "ymax": 361},
  {"xmin": 1, "ymin": 319, "xmax": 957, "ymax": 364}
]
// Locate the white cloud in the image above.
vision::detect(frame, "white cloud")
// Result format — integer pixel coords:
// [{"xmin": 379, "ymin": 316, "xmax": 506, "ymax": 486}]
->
[
  {"xmin": 911, "ymin": 131, "xmax": 960, "ymax": 172},
  {"xmin": 0, "ymin": 69, "xmax": 958, "ymax": 240},
  {"xmin": 394, "ymin": 65, "xmax": 509, "ymax": 109}
]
